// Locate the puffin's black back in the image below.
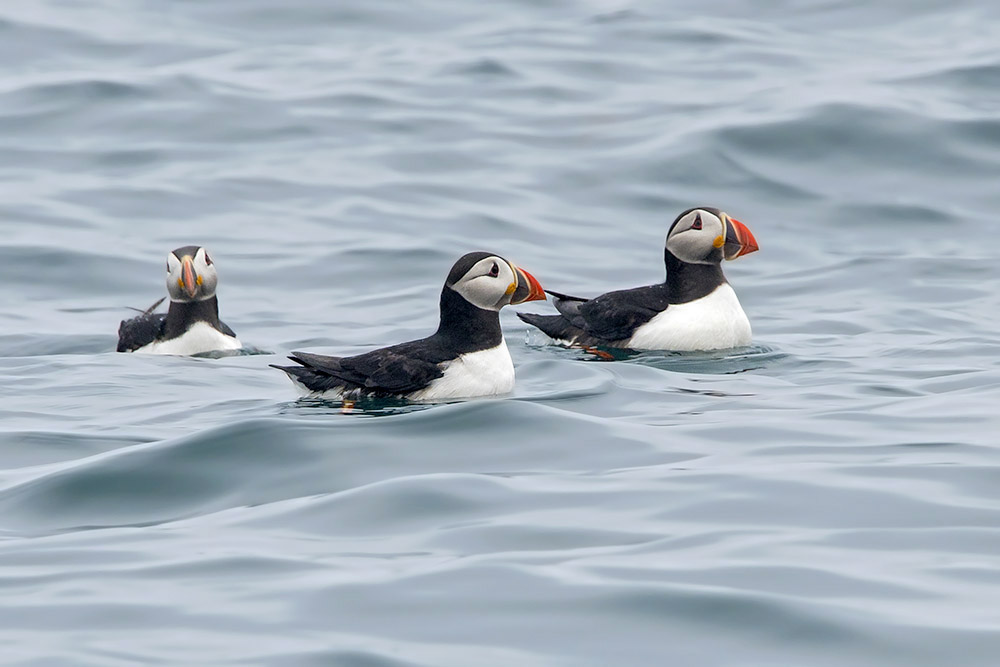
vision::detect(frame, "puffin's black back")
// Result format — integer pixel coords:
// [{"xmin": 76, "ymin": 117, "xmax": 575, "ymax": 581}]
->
[{"xmin": 117, "ymin": 310, "xmax": 166, "ymax": 352}]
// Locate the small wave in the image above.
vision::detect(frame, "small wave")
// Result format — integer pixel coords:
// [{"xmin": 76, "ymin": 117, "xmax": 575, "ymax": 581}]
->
[
  {"xmin": 438, "ymin": 57, "xmax": 521, "ymax": 80},
  {"xmin": 0, "ymin": 401, "xmax": 672, "ymax": 536},
  {"xmin": 892, "ymin": 61, "xmax": 1000, "ymax": 89},
  {"xmin": 0, "ymin": 334, "xmax": 111, "ymax": 357}
]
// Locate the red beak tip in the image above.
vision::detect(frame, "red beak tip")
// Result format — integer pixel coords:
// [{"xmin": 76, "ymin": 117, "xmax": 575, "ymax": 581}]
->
[
  {"xmin": 521, "ymin": 268, "xmax": 546, "ymax": 302},
  {"xmin": 729, "ymin": 218, "xmax": 759, "ymax": 257}
]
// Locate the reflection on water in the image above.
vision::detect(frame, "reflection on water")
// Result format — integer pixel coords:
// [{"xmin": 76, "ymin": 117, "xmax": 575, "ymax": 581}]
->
[{"xmin": 283, "ymin": 395, "xmax": 440, "ymax": 418}]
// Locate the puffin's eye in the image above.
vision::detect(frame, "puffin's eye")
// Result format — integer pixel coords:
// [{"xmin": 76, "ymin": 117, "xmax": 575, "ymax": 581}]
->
[
  {"xmin": 204, "ymin": 252, "xmax": 213, "ymax": 266},
  {"xmin": 489, "ymin": 262, "xmax": 499, "ymax": 277},
  {"xmin": 691, "ymin": 215, "xmax": 702, "ymax": 231}
]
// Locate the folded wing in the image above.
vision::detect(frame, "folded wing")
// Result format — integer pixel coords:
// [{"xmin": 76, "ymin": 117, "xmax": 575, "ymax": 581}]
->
[
  {"xmin": 117, "ymin": 298, "xmax": 167, "ymax": 352},
  {"xmin": 271, "ymin": 344, "xmax": 445, "ymax": 397},
  {"xmin": 519, "ymin": 285, "xmax": 669, "ymax": 345}
]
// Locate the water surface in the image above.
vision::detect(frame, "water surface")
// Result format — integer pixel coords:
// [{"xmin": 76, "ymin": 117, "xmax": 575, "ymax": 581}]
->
[{"xmin": 2, "ymin": 1, "xmax": 1000, "ymax": 664}]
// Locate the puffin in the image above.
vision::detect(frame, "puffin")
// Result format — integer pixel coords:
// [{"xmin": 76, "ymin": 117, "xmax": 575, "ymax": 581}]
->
[
  {"xmin": 271, "ymin": 251, "xmax": 545, "ymax": 401},
  {"xmin": 117, "ymin": 245, "xmax": 242, "ymax": 355},
  {"xmin": 518, "ymin": 207, "xmax": 759, "ymax": 351}
]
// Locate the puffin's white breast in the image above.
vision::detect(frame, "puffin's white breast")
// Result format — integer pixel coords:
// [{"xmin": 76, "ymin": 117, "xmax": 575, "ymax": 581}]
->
[
  {"xmin": 626, "ymin": 283, "xmax": 751, "ymax": 351},
  {"xmin": 408, "ymin": 339, "xmax": 515, "ymax": 401},
  {"xmin": 135, "ymin": 321, "xmax": 242, "ymax": 356}
]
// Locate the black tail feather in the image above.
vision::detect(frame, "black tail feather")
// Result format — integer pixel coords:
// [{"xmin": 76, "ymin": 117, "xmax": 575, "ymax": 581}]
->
[
  {"xmin": 271, "ymin": 351, "xmax": 352, "ymax": 393},
  {"xmin": 545, "ymin": 290, "xmax": 586, "ymax": 302},
  {"xmin": 269, "ymin": 363, "xmax": 305, "ymax": 377},
  {"xmin": 517, "ymin": 311, "xmax": 580, "ymax": 342}
]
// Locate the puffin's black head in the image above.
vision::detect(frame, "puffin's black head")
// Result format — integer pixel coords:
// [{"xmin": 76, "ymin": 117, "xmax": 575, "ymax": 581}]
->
[
  {"xmin": 445, "ymin": 251, "xmax": 545, "ymax": 311},
  {"xmin": 665, "ymin": 208, "xmax": 759, "ymax": 265},
  {"xmin": 165, "ymin": 245, "xmax": 219, "ymax": 303}
]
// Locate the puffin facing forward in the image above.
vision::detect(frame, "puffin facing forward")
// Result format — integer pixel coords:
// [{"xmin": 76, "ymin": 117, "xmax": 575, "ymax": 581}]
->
[
  {"xmin": 117, "ymin": 246, "xmax": 241, "ymax": 355},
  {"xmin": 518, "ymin": 207, "xmax": 759, "ymax": 351},
  {"xmin": 271, "ymin": 252, "xmax": 545, "ymax": 401}
]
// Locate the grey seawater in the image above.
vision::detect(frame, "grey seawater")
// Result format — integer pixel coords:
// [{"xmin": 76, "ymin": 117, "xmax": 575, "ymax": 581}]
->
[{"xmin": 2, "ymin": 0, "xmax": 1000, "ymax": 664}]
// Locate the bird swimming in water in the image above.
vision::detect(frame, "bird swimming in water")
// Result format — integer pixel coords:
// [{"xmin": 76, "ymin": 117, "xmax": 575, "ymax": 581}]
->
[
  {"xmin": 518, "ymin": 207, "xmax": 758, "ymax": 351},
  {"xmin": 117, "ymin": 245, "xmax": 241, "ymax": 355},
  {"xmin": 271, "ymin": 251, "xmax": 546, "ymax": 400}
]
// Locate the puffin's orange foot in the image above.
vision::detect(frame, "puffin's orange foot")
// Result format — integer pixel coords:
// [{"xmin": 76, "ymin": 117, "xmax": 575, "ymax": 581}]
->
[{"xmin": 582, "ymin": 345, "xmax": 616, "ymax": 360}]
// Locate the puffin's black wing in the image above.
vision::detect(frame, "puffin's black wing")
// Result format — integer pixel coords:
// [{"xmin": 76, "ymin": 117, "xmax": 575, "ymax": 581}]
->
[
  {"xmin": 574, "ymin": 285, "xmax": 669, "ymax": 340},
  {"xmin": 116, "ymin": 298, "xmax": 167, "ymax": 352},
  {"xmin": 519, "ymin": 285, "xmax": 669, "ymax": 344},
  {"xmin": 218, "ymin": 320, "xmax": 237, "ymax": 338},
  {"xmin": 271, "ymin": 342, "xmax": 445, "ymax": 397}
]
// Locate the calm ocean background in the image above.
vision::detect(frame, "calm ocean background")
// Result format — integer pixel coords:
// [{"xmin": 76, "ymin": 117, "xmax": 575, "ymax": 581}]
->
[{"xmin": 2, "ymin": 1, "xmax": 1000, "ymax": 664}]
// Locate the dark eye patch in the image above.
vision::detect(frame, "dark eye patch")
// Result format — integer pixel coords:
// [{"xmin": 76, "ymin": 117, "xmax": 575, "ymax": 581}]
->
[
  {"xmin": 489, "ymin": 262, "xmax": 499, "ymax": 277},
  {"xmin": 204, "ymin": 252, "xmax": 213, "ymax": 266},
  {"xmin": 691, "ymin": 214, "xmax": 702, "ymax": 230}
]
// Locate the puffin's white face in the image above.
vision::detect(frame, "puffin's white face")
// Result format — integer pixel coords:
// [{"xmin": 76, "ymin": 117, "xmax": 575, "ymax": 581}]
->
[
  {"xmin": 665, "ymin": 208, "xmax": 759, "ymax": 265},
  {"xmin": 450, "ymin": 256, "xmax": 520, "ymax": 311},
  {"xmin": 449, "ymin": 254, "xmax": 546, "ymax": 311},
  {"xmin": 166, "ymin": 246, "xmax": 218, "ymax": 302},
  {"xmin": 665, "ymin": 209, "xmax": 728, "ymax": 265}
]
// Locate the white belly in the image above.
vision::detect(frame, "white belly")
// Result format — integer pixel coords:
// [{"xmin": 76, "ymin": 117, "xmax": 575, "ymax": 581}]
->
[
  {"xmin": 626, "ymin": 284, "xmax": 751, "ymax": 351},
  {"xmin": 408, "ymin": 340, "xmax": 515, "ymax": 401},
  {"xmin": 136, "ymin": 321, "xmax": 242, "ymax": 356}
]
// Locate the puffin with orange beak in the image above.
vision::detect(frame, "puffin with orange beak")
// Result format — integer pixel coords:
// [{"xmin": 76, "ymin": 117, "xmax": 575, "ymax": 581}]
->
[
  {"xmin": 116, "ymin": 245, "xmax": 241, "ymax": 355},
  {"xmin": 272, "ymin": 251, "xmax": 545, "ymax": 400},
  {"xmin": 518, "ymin": 207, "xmax": 759, "ymax": 351}
]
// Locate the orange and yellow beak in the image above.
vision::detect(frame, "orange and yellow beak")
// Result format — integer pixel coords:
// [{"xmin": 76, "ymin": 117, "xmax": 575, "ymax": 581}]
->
[
  {"xmin": 179, "ymin": 256, "xmax": 199, "ymax": 298},
  {"xmin": 723, "ymin": 217, "xmax": 759, "ymax": 260},
  {"xmin": 508, "ymin": 262, "xmax": 546, "ymax": 304}
]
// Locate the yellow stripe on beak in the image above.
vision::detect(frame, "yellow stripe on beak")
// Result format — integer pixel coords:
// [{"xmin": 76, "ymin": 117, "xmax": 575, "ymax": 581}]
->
[{"xmin": 505, "ymin": 260, "xmax": 520, "ymax": 296}]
